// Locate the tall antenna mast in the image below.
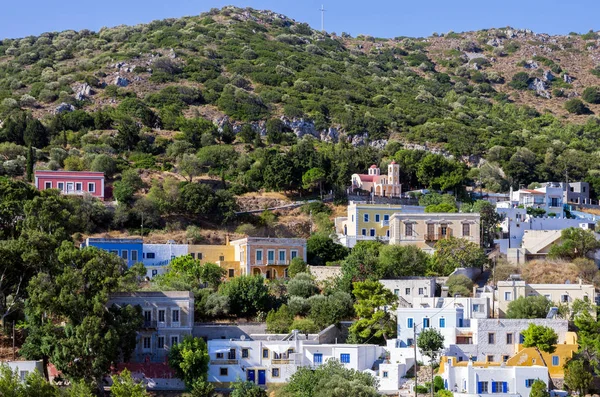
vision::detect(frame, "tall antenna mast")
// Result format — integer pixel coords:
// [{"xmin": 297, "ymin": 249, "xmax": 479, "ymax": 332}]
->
[{"xmin": 319, "ymin": 5, "xmax": 326, "ymax": 32}]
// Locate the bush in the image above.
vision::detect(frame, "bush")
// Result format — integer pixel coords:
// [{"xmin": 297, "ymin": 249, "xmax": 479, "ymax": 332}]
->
[
  {"xmin": 288, "ymin": 296, "xmax": 310, "ymax": 316},
  {"xmin": 582, "ymin": 86, "xmax": 600, "ymax": 104},
  {"xmin": 565, "ymin": 99, "xmax": 589, "ymax": 115},
  {"xmin": 90, "ymin": 154, "xmax": 117, "ymax": 177},
  {"xmin": 446, "ymin": 275, "xmax": 473, "ymax": 297},
  {"xmin": 290, "ymin": 318, "xmax": 320, "ymax": 335},
  {"xmin": 287, "ymin": 273, "xmax": 319, "ymax": 298},
  {"xmin": 509, "ymin": 72, "xmax": 530, "ymax": 90},
  {"xmin": 288, "ymin": 258, "xmax": 308, "ymax": 278},
  {"xmin": 266, "ymin": 305, "xmax": 293, "ymax": 333}
]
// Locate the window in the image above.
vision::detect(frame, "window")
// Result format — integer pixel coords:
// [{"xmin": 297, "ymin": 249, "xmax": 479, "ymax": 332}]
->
[
  {"xmin": 506, "ymin": 333, "xmax": 513, "ymax": 344},
  {"xmin": 504, "ymin": 292, "xmax": 512, "ymax": 301},
  {"xmin": 19, "ymin": 371, "xmax": 27, "ymax": 381},
  {"xmin": 272, "ymin": 368, "xmax": 280, "ymax": 377},
  {"xmin": 525, "ymin": 379, "xmax": 535, "ymax": 388},
  {"xmin": 88, "ymin": 182, "xmax": 95, "ymax": 192},
  {"xmin": 487, "ymin": 355, "xmax": 494, "ymax": 362},
  {"xmin": 552, "ymin": 356, "xmax": 559, "ymax": 366},
  {"xmin": 418, "ymin": 288, "xmax": 424, "ymax": 295},
  {"xmin": 171, "ymin": 336, "xmax": 178, "ymax": 346},
  {"xmin": 551, "ymin": 197, "xmax": 560, "ymax": 207},
  {"xmin": 172, "ymin": 309, "xmax": 180, "ymax": 323},
  {"xmin": 284, "ymin": 268, "xmax": 289, "ymax": 278},
  {"xmin": 242, "ymin": 349, "xmax": 249, "ymax": 358},
  {"xmin": 439, "ymin": 318, "xmax": 446, "ymax": 328},
  {"xmin": 152, "ymin": 269, "xmax": 158, "ymax": 277},
  {"xmin": 584, "ymin": 186, "xmax": 587, "ymax": 193},
  {"xmin": 314, "ymin": 353, "xmax": 323, "ymax": 364},
  {"xmin": 131, "ymin": 250, "xmax": 138, "ymax": 261},
  {"xmin": 492, "ymin": 382, "xmax": 506, "ymax": 393},
  {"xmin": 503, "ymin": 355, "xmax": 509, "ymax": 362},
  {"xmin": 219, "ymin": 255, "xmax": 225, "ymax": 261},
  {"xmin": 121, "ymin": 250, "xmax": 128, "ymax": 260},
  {"xmin": 158, "ymin": 336, "xmax": 164, "ymax": 349},
  {"xmin": 519, "ymin": 333, "xmax": 525, "ymax": 344},
  {"xmin": 143, "ymin": 337, "xmax": 151, "ymax": 349},
  {"xmin": 473, "ymin": 304, "xmax": 481, "ymax": 312},
  {"xmin": 462, "ymin": 223, "xmax": 470, "ymax": 237},
  {"xmin": 158, "ymin": 310, "xmax": 165, "ymax": 322},
  {"xmin": 383, "ymin": 371, "xmax": 389, "ymax": 378},
  {"xmin": 423, "ymin": 318, "xmax": 430, "ymax": 328},
  {"xmin": 228, "ymin": 269, "xmax": 235, "ymax": 277},
  {"xmin": 405, "ymin": 288, "xmax": 411, "ymax": 295},
  {"xmin": 375, "ymin": 214, "xmax": 380, "ymax": 222},
  {"xmin": 361, "ymin": 229, "xmax": 367, "ymax": 236},
  {"xmin": 267, "ymin": 250, "xmax": 275, "ymax": 263},
  {"xmin": 57, "ymin": 182, "xmax": 64, "ymax": 191},
  {"xmin": 110, "ymin": 250, "xmax": 118, "ymax": 255},
  {"xmin": 216, "ymin": 352, "xmax": 224, "ymax": 359},
  {"xmin": 405, "ymin": 223, "xmax": 413, "ymax": 237},
  {"xmin": 66, "ymin": 182, "xmax": 74, "ymax": 192},
  {"xmin": 407, "ymin": 318, "xmax": 414, "ymax": 329},
  {"xmin": 561, "ymin": 294, "xmax": 569, "ymax": 303},
  {"xmin": 219, "ymin": 368, "xmax": 228, "ymax": 376},
  {"xmin": 386, "ymin": 230, "xmax": 390, "ymax": 237},
  {"xmin": 570, "ymin": 187, "xmax": 574, "ymax": 192},
  {"xmin": 291, "ymin": 250, "xmax": 298, "ymax": 259},
  {"xmin": 144, "ymin": 310, "xmax": 152, "ymax": 322},
  {"xmin": 198, "ymin": 253, "xmax": 203, "ymax": 260},
  {"xmin": 146, "ymin": 252, "xmax": 155, "ymax": 259},
  {"xmin": 364, "ymin": 214, "xmax": 369, "ymax": 222},
  {"xmin": 228, "ymin": 349, "xmax": 236, "ymax": 360},
  {"xmin": 75, "ymin": 182, "xmax": 82, "ymax": 191},
  {"xmin": 370, "ymin": 229, "xmax": 376, "ymax": 237},
  {"xmin": 488, "ymin": 333, "xmax": 495, "ymax": 344},
  {"xmin": 256, "ymin": 250, "xmax": 263, "ymax": 262},
  {"xmin": 340, "ymin": 353, "xmax": 350, "ymax": 363},
  {"xmin": 440, "ymin": 225, "xmax": 448, "ymax": 236},
  {"xmin": 384, "ymin": 214, "xmax": 389, "ymax": 221},
  {"xmin": 478, "ymin": 382, "xmax": 489, "ymax": 393},
  {"xmin": 44, "ymin": 181, "xmax": 52, "ymax": 189},
  {"xmin": 394, "ymin": 289, "xmax": 399, "ymax": 296},
  {"xmin": 278, "ymin": 250, "xmax": 286, "ymax": 262}
]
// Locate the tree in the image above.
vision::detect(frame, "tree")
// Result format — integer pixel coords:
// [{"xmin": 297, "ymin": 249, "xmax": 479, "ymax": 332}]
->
[
  {"xmin": 168, "ymin": 336, "xmax": 209, "ymax": 389},
  {"xmin": 287, "ymin": 273, "xmax": 319, "ymax": 298},
  {"xmin": 446, "ymin": 274, "xmax": 473, "ymax": 297},
  {"xmin": 218, "ymin": 275, "xmax": 270, "ymax": 318},
  {"xmin": 430, "ymin": 238, "xmax": 487, "ymax": 276},
  {"xmin": 307, "ymin": 292, "xmax": 354, "ymax": 329},
  {"xmin": 564, "ymin": 359, "xmax": 593, "ymax": 396},
  {"xmin": 24, "ymin": 117, "xmax": 48, "ymax": 148},
  {"xmin": 425, "ymin": 203, "xmax": 458, "ymax": 213},
  {"xmin": 199, "ymin": 262, "xmax": 226, "ymax": 290},
  {"xmin": 522, "ymin": 324, "xmax": 557, "ymax": 358},
  {"xmin": 20, "ymin": 244, "xmax": 143, "ymax": 390},
  {"xmin": 110, "ymin": 369, "xmax": 150, "ymax": 397},
  {"xmin": 266, "ymin": 304, "xmax": 294, "ymax": 333},
  {"xmin": 302, "ymin": 167, "xmax": 326, "ymax": 197},
  {"xmin": 178, "ymin": 153, "xmax": 202, "ymax": 182},
  {"xmin": 307, "ymin": 235, "xmax": 349, "ymax": 266},
  {"xmin": 548, "ymin": 227, "xmax": 600, "ymax": 260},
  {"xmin": 582, "ymin": 86, "xmax": 600, "ymax": 104},
  {"xmin": 288, "ymin": 257, "xmax": 308, "ymax": 278},
  {"xmin": 348, "ymin": 280, "xmax": 398, "ymax": 344},
  {"xmin": 113, "ymin": 181, "xmax": 135, "ymax": 203},
  {"xmin": 417, "ymin": 328, "xmax": 445, "ymax": 362},
  {"xmin": 290, "ymin": 318, "xmax": 320, "ymax": 335},
  {"xmin": 284, "ymin": 360, "xmax": 378, "ymax": 397},
  {"xmin": 90, "ymin": 154, "xmax": 117, "ymax": 177},
  {"xmin": 505, "ymin": 296, "xmax": 551, "ymax": 319},
  {"xmin": 114, "ymin": 116, "xmax": 141, "ymax": 151},
  {"xmin": 565, "ymin": 99, "xmax": 588, "ymax": 115},
  {"xmin": 509, "ymin": 72, "xmax": 530, "ymax": 90},
  {"xmin": 378, "ymin": 245, "xmax": 429, "ymax": 279},
  {"xmin": 338, "ymin": 241, "xmax": 382, "ymax": 293},
  {"xmin": 230, "ymin": 379, "xmax": 267, "ymax": 397},
  {"xmin": 461, "ymin": 200, "xmax": 501, "ymax": 248},
  {"xmin": 529, "ymin": 380, "xmax": 549, "ymax": 397},
  {"xmin": 190, "ymin": 379, "xmax": 216, "ymax": 397},
  {"xmin": 26, "ymin": 145, "xmax": 33, "ymax": 182}
]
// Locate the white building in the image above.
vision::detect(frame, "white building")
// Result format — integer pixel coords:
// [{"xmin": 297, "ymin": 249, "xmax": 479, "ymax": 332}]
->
[
  {"xmin": 441, "ymin": 357, "xmax": 549, "ymax": 397},
  {"xmin": 510, "ymin": 183, "xmax": 564, "ymax": 216},
  {"xmin": 143, "ymin": 242, "xmax": 188, "ymax": 277},
  {"xmin": 1, "ymin": 361, "xmax": 43, "ymax": 382},
  {"xmin": 411, "ymin": 296, "xmax": 491, "ymax": 321},
  {"xmin": 380, "ymin": 278, "xmax": 437, "ymax": 306},
  {"xmin": 396, "ymin": 306, "xmax": 468, "ymax": 349}
]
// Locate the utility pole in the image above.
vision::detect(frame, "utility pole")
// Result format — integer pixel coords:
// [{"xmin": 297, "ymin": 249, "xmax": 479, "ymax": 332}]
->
[{"xmin": 319, "ymin": 5, "xmax": 326, "ymax": 32}]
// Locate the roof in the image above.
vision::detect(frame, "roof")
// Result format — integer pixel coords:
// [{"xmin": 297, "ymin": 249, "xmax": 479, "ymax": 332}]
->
[
  {"xmin": 519, "ymin": 189, "xmax": 544, "ymax": 195},
  {"xmin": 35, "ymin": 170, "xmax": 104, "ymax": 177},
  {"xmin": 353, "ymin": 174, "xmax": 380, "ymax": 183},
  {"xmin": 369, "ymin": 164, "xmax": 378, "ymax": 169},
  {"xmin": 114, "ymin": 363, "xmax": 177, "ymax": 379}
]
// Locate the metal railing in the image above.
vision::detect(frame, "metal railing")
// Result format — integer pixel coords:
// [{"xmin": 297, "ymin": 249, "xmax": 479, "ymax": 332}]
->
[
  {"xmin": 142, "ymin": 320, "xmax": 158, "ymax": 328},
  {"xmin": 210, "ymin": 359, "xmax": 239, "ymax": 365}
]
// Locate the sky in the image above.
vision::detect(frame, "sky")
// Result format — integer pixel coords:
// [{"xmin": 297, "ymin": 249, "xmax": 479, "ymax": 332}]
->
[{"xmin": 0, "ymin": 0, "xmax": 598, "ymax": 40}]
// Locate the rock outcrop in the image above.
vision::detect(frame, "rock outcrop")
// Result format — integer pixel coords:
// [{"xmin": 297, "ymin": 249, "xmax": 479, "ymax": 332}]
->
[
  {"xmin": 54, "ymin": 103, "xmax": 75, "ymax": 114},
  {"xmin": 528, "ymin": 78, "xmax": 551, "ymax": 98}
]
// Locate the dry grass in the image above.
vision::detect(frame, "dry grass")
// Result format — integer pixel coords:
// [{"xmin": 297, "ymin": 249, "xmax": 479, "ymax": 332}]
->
[{"xmin": 521, "ymin": 259, "xmax": 581, "ymax": 284}]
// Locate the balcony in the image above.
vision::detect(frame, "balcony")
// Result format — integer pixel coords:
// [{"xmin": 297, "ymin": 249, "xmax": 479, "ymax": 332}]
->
[
  {"xmin": 210, "ymin": 359, "xmax": 239, "ymax": 365},
  {"xmin": 275, "ymin": 260, "xmax": 289, "ymax": 266},
  {"xmin": 425, "ymin": 232, "xmax": 453, "ymax": 241},
  {"xmin": 272, "ymin": 358, "xmax": 301, "ymax": 365},
  {"xmin": 380, "ymin": 219, "xmax": 390, "ymax": 227},
  {"xmin": 142, "ymin": 320, "xmax": 157, "ymax": 329}
]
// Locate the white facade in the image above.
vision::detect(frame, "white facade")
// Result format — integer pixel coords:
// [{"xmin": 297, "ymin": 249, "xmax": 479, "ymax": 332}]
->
[
  {"xmin": 380, "ymin": 278, "xmax": 437, "ymax": 306},
  {"xmin": 442, "ymin": 358, "xmax": 549, "ymax": 397},
  {"xmin": 510, "ymin": 183, "xmax": 564, "ymax": 216},
  {"xmin": 412, "ymin": 296, "xmax": 491, "ymax": 320},
  {"xmin": 143, "ymin": 242, "xmax": 188, "ymax": 273},
  {"xmin": 396, "ymin": 306, "xmax": 467, "ymax": 349},
  {"xmin": 1, "ymin": 361, "xmax": 43, "ymax": 382}
]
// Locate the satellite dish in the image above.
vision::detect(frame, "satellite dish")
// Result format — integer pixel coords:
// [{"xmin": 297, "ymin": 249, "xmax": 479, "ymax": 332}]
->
[{"xmin": 240, "ymin": 335, "xmax": 246, "ymax": 341}]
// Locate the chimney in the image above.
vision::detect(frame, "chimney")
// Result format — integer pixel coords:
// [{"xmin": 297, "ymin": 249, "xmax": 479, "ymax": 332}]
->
[{"xmin": 225, "ymin": 233, "xmax": 230, "ymax": 246}]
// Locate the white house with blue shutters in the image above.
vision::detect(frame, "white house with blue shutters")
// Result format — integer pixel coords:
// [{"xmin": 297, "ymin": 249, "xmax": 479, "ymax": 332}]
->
[
  {"xmin": 441, "ymin": 357, "xmax": 549, "ymax": 397},
  {"xmin": 396, "ymin": 306, "xmax": 468, "ymax": 349}
]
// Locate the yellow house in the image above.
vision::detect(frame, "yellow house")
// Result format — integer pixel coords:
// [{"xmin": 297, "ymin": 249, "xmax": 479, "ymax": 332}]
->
[
  {"xmin": 188, "ymin": 237, "xmax": 307, "ymax": 280},
  {"xmin": 334, "ymin": 202, "xmax": 425, "ymax": 248}
]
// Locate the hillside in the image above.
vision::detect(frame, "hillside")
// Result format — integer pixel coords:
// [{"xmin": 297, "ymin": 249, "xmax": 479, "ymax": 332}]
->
[{"xmin": 1, "ymin": 6, "xmax": 600, "ymax": 222}]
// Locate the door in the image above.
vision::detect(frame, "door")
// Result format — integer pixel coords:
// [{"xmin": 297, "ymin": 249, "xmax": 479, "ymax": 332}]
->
[
  {"xmin": 314, "ymin": 353, "xmax": 323, "ymax": 365},
  {"xmin": 258, "ymin": 370, "xmax": 266, "ymax": 385},
  {"xmin": 66, "ymin": 182, "xmax": 74, "ymax": 193},
  {"xmin": 247, "ymin": 369, "xmax": 256, "ymax": 383}
]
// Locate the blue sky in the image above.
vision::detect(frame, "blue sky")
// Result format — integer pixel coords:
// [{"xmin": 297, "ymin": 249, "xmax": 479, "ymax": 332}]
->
[{"xmin": 1, "ymin": 0, "xmax": 598, "ymax": 40}]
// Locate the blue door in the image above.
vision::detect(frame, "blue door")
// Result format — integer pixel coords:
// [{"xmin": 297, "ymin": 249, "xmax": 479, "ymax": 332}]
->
[
  {"xmin": 314, "ymin": 353, "xmax": 323, "ymax": 365},
  {"xmin": 247, "ymin": 370, "xmax": 255, "ymax": 383},
  {"xmin": 258, "ymin": 370, "xmax": 266, "ymax": 385}
]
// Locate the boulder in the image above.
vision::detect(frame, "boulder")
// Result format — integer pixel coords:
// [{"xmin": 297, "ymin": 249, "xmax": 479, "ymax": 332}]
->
[
  {"xmin": 543, "ymin": 70, "xmax": 555, "ymax": 81},
  {"xmin": 320, "ymin": 127, "xmax": 339, "ymax": 143},
  {"xmin": 75, "ymin": 83, "xmax": 93, "ymax": 100},
  {"xmin": 528, "ymin": 78, "xmax": 551, "ymax": 98},
  {"xmin": 113, "ymin": 76, "xmax": 129, "ymax": 87},
  {"xmin": 524, "ymin": 60, "xmax": 539, "ymax": 69},
  {"xmin": 563, "ymin": 73, "xmax": 573, "ymax": 83},
  {"xmin": 54, "ymin": 103, "xmax": 75, "ymax": 114}
]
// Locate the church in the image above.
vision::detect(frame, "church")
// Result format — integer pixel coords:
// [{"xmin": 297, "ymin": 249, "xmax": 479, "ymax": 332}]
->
[{"xmin": 350, "ymin": 162, "xmax": 402, "ymax": 198}]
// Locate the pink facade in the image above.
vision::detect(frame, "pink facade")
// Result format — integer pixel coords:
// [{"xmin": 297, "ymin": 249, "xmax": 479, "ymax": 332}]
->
[{"xmin": 34, "ymin": 170, "xmax": 105, "ymax": 199}]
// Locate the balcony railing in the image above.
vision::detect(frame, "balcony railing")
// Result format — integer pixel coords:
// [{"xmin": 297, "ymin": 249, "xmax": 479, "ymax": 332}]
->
[
  {"xmin": 210, "ymin": 359, "xmax": 239, "ymax": 365},
  {"xmin": 424, "ymin": 232, "xmax": 453, "ymax": 241},
  {"xmin": 380, "ymin": 219, "xmax": 390, "ymax": 227},
  {"xmin": 142, "ymin": 320, "xmax": 157, "ymax": 329},
  {"xmin": 272, "ymin": 358, "xmax": 301, "ymax": 365}
]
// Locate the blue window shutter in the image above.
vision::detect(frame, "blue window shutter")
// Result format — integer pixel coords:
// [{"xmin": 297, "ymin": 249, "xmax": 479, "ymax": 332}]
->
[
  {"xmin": 478, "ymin": 382, "xmax": 482, "ymax": 394},
  {"xmin": 492, "ymin": 382, "xmax": 497, "ymax": 393},
  {"xmin": 503, "ymin": 382, "xmax": 507, "ymax": 393}
]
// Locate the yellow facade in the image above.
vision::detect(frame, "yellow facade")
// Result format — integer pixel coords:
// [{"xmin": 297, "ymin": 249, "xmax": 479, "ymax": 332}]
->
[
  {"xmin": 341, "ymin": 203, "xmax": 407, "ymax": 239},
  {"xmin": 188, "ymin": 244, "xmax": 240, "ymax": 280}
]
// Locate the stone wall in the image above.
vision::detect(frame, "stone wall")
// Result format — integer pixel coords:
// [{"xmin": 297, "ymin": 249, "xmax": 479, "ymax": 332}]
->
[{"xmin": 309, "ymin": 265, "xmax": 342, "ymax": 282}]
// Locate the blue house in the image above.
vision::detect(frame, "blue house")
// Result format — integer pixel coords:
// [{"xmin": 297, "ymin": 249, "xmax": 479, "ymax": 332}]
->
[{"xmin": 82, "ymin": 238, "xmax": 143, "ymax": 268}]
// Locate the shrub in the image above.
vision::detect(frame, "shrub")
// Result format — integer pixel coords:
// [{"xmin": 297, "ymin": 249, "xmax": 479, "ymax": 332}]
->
[
  {"xmin": 290, "ymin": 318, "xmax": 320, "ymax": 335},
  {"xmin": 287, "ymin": 273, "xmax": 318, "ymax": 298},
  {"xmin": 266, "ymin": 305, "xmax": 293, "ymax": 333},
  {"xmin": 446, "ymin": 275, "xmax": 473, "ymax": 297},
  {"xmin": 90, "ymin": 154, "xmax": 117, "ymax": 177},
  {"xmin": 509, "ymin": 72, "xmax": 530, "ymax": 90},
  {"xmin": 288, "ymin": 258, "xmax": 308, "ymax": 278},
  {"xmin": 565, "ymin": 99, "xmax": 588, "ymax": 115},
  {"xmin": 582, "ymin": 86, "xmax": 600, "ymax": 104}
]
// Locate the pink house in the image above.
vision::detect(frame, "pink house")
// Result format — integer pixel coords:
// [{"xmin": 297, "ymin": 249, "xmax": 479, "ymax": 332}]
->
[{"xmin": 34, "ymin": 170, "xmax": 105, "ymax": 200}]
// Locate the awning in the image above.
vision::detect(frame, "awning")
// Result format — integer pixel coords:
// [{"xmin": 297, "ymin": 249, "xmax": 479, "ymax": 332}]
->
[
  {"xmin": 266, "ymin": 345, "xmax": 293, "ymax": 354},
  {"xmin": 214, "ymin": 348, "xmax": 232, "ymax": 353}
]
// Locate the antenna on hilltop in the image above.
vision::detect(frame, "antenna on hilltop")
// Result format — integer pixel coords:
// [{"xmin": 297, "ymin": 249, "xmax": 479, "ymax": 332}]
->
[{"xmin": 319, "ymin": 5, "xmax": 326, "ymax": 32}]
